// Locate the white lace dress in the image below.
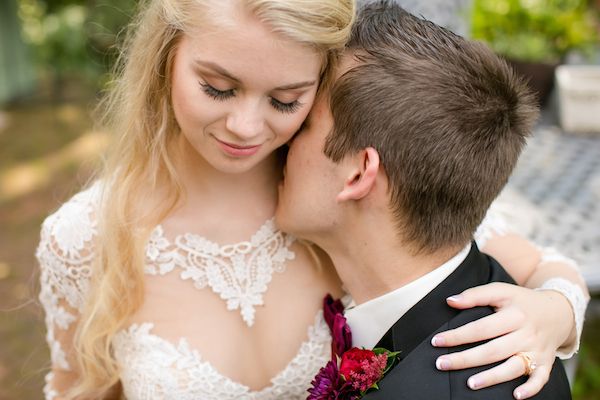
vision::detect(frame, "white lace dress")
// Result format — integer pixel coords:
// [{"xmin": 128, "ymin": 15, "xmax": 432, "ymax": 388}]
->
[{"xmin": 38, "ymin": 184, "xmax": 586, "ymax": 399}]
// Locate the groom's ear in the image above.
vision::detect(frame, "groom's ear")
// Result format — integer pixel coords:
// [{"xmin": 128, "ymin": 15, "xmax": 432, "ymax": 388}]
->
[{"xmin": 336, "ymin": 147, "xmax": 381, "ymax": 203}]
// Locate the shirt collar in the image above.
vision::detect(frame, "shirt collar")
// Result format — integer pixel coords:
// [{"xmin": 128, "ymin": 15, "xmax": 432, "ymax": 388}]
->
[{"xmin": 344, "ymin": 243, "xmax": 472, "ymax": 349}]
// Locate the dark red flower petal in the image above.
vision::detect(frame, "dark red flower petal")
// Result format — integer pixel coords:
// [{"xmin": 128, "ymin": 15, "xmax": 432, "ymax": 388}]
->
[
  {"xmin": 323, "ymin": 294, "xmax": 345, "ymax": 331},
  {"xmin": 332, "ymin": 313, "xmax": 352, "ymax": 357}
]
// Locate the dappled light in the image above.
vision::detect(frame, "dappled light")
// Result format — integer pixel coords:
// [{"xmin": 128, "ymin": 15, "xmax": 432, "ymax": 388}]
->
[
  {"xmin": 0, "ymin": 262, "xmax": 10, "ymax": 280},
  {"xmin": 0, "ymin": 130, "xmax": 109, "ymax": 203}
]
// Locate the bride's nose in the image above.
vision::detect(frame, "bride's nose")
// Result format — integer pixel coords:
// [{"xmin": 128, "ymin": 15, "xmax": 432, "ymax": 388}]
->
[{"xmin": 226, "ymin": 99, "xmax": 265, "ymax": 140}]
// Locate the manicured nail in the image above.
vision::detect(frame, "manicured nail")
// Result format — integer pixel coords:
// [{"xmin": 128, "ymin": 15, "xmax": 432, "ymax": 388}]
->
[
  {"xmin": 436, "ymin": 357, "xmax": 451, "ymax": 370},
  {"xmin": 468, "ymin": 376, "xmax": 481, "ymax": 390},
  {"xmin": 447, "ymin": 294, "xmax": 463, "ymax": 302},
  {"xmin": 515, "ymin": 389, "xmax": 528, "ymax": 399},
  {"xmin": 431, "ymin": 336, "xmax": 445, "ymax": 346}
]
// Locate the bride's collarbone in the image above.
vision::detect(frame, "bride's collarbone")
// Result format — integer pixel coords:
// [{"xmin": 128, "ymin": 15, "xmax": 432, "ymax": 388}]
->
[{"xmin": 161, "ymin": 195, "xmax": 278, "ymax": 244}]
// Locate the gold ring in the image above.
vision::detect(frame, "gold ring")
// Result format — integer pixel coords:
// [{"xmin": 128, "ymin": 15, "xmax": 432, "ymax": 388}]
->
[{"xmin": 515, "ymin": 352, "xmax": 537, "ymax": 376}]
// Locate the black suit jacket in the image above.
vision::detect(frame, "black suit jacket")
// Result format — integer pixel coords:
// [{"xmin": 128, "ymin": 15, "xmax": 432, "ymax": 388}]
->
[{"xmin": 363, "ymin": 243, "xmax": 571, "ymax": 399}]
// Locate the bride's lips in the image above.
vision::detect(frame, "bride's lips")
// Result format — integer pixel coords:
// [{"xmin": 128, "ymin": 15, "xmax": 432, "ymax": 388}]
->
[{"xmin": 215, "ymin": 138, "xmax": 261, "ymax": 157}]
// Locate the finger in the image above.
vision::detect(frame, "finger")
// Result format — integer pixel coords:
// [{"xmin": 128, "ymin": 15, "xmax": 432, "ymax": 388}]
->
[
  {"xmin": 513, "ymin": 365, "xmax": 552, "ymax": 400},
  {"xmin": 446, "ymin": 282, "xmax": 518, "ymax": 309},
  {"xmin": 432, "ymin": 309, "xmax": 523, "ymax": 348},
  {"xmin": 435, "ymin": 332, "xmax": 529, "ymax": 371},
  {"xmin": 465, "ymin": 354, "xmax": 527, "ymax": 390}
]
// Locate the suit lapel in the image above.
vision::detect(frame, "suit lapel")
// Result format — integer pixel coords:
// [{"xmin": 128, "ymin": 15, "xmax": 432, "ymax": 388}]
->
[
  {"xmin": 365, "ymin": 306, "xmax": 520, "ymax": 400},
  {"xmin": 375, "ymin": 243, "xmax": 494, "ymax": 359},
  {"xmin": 366, "ymin": 319, "xmax": 454, "ymax": 399},
  {"xmin": 363, "ymin": 245, "xmax": 540, "ymax": 399}
]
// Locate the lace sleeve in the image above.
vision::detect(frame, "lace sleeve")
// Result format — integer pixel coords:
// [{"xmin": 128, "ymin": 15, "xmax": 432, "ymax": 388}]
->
[{"xmin": 37, "ymin": 186, "xmax": 99, "ymax": 399}]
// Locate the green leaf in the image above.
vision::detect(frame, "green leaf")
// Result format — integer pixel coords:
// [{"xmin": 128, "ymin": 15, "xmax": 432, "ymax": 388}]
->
[
  {"xmin": 471, "ymin": 0, "xmax": 599, "ymax": 62},
  {"xmin": 360, "ymin": 382, "xmax": 381, "ymax": 396}
]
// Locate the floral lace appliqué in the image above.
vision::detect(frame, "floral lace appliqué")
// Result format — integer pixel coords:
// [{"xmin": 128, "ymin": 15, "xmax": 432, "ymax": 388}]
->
[
  {"xmin": 145, "ymin": 219, "xmax": 295, "ymax": 327},
  {"xmin": 37, "ymin": 185, "xmax": 100, "ymax": 398},
  {"xmin": 37, "ymin": 186, "xmax": 98, "ymax": 371},
  {"xmin": 113, "ymin": 311, "xmax": 332, "ymax": 400}
]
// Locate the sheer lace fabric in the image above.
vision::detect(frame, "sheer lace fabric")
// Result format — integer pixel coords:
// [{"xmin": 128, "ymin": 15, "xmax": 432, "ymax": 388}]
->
[
  {"xmin": 144, "ymin": 221, "xmax": 295, "ymax": 327},
  {"xmin": 112, "ymin": 314, "xmax": 330, "ymax": 400},
  {"xmin": 37, "ymin": 185, "xmax": 98, "ymax": 372},
  {"xmin": 38, "ymin": 184, "xmax": 331, "ymax": 399},
  {"xmin": 38, "ymin": 184, "xmax": 585, "ymax": 399}
]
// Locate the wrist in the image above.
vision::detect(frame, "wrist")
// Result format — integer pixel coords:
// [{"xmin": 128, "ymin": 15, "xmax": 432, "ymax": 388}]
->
[
  {"xmin": 542, "ymin": 289, "xmax": 575, "ymax": 347},
  {"xmin": 535, "ymin": 278, "xmax": 588, "ymax": 359}
]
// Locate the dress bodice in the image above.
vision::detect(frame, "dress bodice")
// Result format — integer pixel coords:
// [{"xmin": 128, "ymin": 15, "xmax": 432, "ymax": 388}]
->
[
  {"xmin": 112, "ymin": 316, "xmax": 330, "ymax": 400},
  {"xmin": 37, "ymin": 183, "xmax": 333, "ymax": 399}
]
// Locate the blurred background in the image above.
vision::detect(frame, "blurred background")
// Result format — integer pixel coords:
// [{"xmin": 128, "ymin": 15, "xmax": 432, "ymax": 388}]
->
[{"xmin": 0, "ymin": 0, "xmax": 599, "ymax": 398}]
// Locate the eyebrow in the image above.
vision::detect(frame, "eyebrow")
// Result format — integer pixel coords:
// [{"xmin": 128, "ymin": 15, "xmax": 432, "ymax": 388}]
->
[
  {"xmin": 273, "ymin": 80, "xmax": 317, "ymax": 91},
  {"xmin": 194, "ymin": 60, "xmax": 240, "ymax": 83},
  {"xmin": 194, "ymin": 59, "xmax": 317, "ymax": 91}
]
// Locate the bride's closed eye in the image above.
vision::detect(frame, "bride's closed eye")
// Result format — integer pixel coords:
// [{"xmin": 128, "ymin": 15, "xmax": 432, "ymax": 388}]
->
[
  {"xmin": 270, "ymin": 98, "xmax": 303, "ymax": 114},
  {"xmin": 199, "ymin": 82, "xmax": 235, "ymax": 101},
  {"xmin": 199, "ymin": 81, "xmax": 303, "ymax": 114}
]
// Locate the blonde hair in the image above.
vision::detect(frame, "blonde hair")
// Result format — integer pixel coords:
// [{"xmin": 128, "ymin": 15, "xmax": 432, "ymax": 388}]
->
[{"xmin": 70, "ymin": 0, "xmax": 355, "ymax": 397}]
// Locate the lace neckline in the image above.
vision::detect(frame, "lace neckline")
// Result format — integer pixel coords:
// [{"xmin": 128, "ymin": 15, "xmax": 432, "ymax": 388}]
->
[
  {"xmin": 144, "ymin": 218, "xmax": 296, "ymax": 327},
  {"xmin": 113, "ymin": 309, "xmax": 329, "ymax": 397}
]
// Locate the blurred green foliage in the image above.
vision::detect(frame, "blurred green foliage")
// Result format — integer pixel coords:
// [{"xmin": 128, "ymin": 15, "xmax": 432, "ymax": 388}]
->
[
  {"xmin": 471, "ymin": 0, "xmax": 600, "ymax": 63},
  {"xmin": 17, "ymin": 0, "xmax": 137, "ymax": 88},
  {"xmin": 572, "ymin": 343, "xmax": 600, "ymax": 399}
]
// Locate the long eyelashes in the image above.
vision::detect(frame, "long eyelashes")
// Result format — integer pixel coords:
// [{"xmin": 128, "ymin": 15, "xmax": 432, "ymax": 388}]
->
[
  {"xmin": 270, "ymin": 98, "xmax": 303, "ymax": 114},
  {"xmin": 199, "ymin": 82, "xmax": 303, "ymax": 114},
  {"xmin": 200, "ymin": 82, "xmax": 234, "ymax": 101}
]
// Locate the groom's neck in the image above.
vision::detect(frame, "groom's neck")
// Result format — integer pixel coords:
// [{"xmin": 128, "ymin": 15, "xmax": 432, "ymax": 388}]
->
[{"xmin": 324, "ymin": 217, "xmax": 463, "ymax": 305}]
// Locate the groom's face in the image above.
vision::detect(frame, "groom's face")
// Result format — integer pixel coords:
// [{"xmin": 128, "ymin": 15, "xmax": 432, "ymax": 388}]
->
[{"xmin": 275, "ymin": 93, "xmax": 342, "ymax": 240}]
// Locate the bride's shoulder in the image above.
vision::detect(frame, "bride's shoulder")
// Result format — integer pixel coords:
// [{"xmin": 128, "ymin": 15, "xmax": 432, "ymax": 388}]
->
[
  {"xmin": 37, "ymin": 181, "xmax": 103, "ymax": 269},
  {"xmin": 39, "ymin": 181, "xmax": 103, "ymax": 245}
]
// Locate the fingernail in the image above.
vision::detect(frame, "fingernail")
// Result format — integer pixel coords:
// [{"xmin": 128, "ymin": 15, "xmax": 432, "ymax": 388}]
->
[
  {"xmin": 515, "ymin": 390, "xmax": 528, "ymax": 399},
  {"xmin": 468, "ymin": 376, "xmax": 481, "ymax": 390},
  {"xmin": 447, "ymin": 294, "xmax": 463, "ymax": 302},
  {"xmin": 431, "ymin": 336, "xmax": 445, "ymax": 347},
  {"xmin": 436, "ymin": 357, "xmax": 451, "ymax": 370}
]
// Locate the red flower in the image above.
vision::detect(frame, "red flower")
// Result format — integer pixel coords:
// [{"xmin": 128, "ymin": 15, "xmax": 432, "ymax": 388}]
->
[
  {"xmin": 340, "ymin": 348, "xmax": 388, "ymax": 392},
  {"xmin": 309, "ymin": 295, "xmax": 399, "ymax": 398},
  {"xmin": 340, "ymin": 349, "xmax": 376, "ymax": 378}
]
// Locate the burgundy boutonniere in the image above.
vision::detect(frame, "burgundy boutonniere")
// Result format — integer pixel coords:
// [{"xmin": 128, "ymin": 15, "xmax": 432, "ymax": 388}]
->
[{"xmin": 308, "ymin": 295, "xmax": 399, "ymax": 399}]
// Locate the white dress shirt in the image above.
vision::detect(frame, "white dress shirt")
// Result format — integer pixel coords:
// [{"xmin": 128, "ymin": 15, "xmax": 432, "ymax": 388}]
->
[{"xmin": 344, "ymin": 243, "xmax": 472, "ymax": 349}]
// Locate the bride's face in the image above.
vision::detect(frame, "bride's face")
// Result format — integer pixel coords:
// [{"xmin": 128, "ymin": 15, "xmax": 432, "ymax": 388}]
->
[{"xmin": 170, "ymin": 11, "xmax": 322, "ymax": 175}]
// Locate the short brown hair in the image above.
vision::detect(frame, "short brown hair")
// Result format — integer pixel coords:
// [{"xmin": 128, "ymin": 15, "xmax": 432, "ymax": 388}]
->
[{"xmin": 324, "ymin": 0, "xmax": 538, "ymax": 253}]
